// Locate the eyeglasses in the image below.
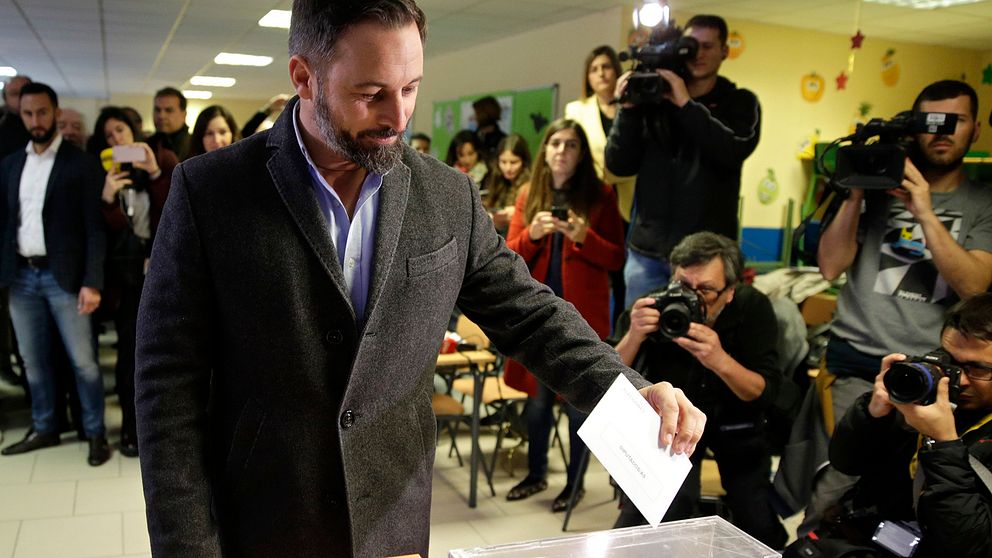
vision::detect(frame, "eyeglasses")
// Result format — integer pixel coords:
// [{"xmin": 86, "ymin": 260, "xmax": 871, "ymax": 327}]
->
[
  {"xmin": 961, "ymin": 362, "xmax": 992, "ymax": 382},
  {"xmin": 694, "ymin": 284, "xmax": 731, "ymax": 303}
]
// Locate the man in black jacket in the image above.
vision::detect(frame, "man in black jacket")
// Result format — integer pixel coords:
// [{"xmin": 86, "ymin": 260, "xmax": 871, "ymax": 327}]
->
[
  {"xmin": 606, "ymin": 14, "xmax": 760, "ymax": 308},
  {"xmin": 0, "ymin": 83, "xmax": 108, "ymax": 465},
  {"xmin": 611, "ymin": 232, "xmax": 787, "ymax": 549},
  {"xmin": 824, "ymin": 293, "xmax": 992, "ymax": 558}
]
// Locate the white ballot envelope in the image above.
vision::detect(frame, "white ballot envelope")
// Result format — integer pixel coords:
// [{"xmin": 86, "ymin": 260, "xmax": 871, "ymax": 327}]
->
[{"xmin": 578, "ymin": 374, "xmax": 693, "ymax": 526}]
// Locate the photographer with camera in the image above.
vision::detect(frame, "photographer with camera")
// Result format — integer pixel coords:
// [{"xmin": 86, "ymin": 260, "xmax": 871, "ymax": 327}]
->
[
  {"xmin": 611, "ymin": 231, "xmax": 787, "ymax": 549},
  {"xmin": 789, "ymin": 294, "xmax": 992, "ymax": 558},
  {"xmin": 606, "ymin": 14, "xmax": 760, "ymax": 307},
  {"xmin": 800, "ymin": 79, "xmax": 992, "ymax": 534}
]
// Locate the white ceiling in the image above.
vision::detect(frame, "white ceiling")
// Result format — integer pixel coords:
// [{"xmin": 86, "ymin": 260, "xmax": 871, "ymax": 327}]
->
[{"xmin": 1, "ymin": 0, "xmax": 990, "ymax": 100}]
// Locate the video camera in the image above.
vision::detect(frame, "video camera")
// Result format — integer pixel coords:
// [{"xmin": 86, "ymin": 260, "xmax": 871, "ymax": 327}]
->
[
  {"xmin": 645, "ymin": 280, "xmax": 706, "ymax": 341},
  {"xmin": 883, "ymin": 349, "xmax": 962, "ymax": 406},
  {"xmin": 619, "ymin": 22, "xmax": 698, "ymax": 106},
  {"xmin": 825, "ymin": 111, "xmax": 958, "ymax": 191}
]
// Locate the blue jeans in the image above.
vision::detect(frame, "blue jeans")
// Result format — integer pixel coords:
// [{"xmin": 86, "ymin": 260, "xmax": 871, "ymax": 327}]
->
[
  {"xmin": 8, "ymin": 267, "xmax": 105, "ymax": 438},
  {"xmin": 525, "ymin": 382, "xmax": 589, "ymax": 488},
  {"xmin": 623, "ymin": 249, "xmax": 671, "ymax": 308}
]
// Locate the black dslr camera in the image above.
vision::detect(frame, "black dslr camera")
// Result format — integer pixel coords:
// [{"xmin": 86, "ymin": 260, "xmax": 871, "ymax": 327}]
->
[
  {"xmin": 883, "ymin": 350, "xmax": 962, "ymax": 406},
  {"xmin": 645, "ymin": 280, "xmax": 706, "ymax": 341},
  {"xmin": 619, "ymin": 22, "xmax": 698, "ymax": 105},
  {"xmin": 826, "ymin": 111, "xmax": 958, "ymax": 190}
]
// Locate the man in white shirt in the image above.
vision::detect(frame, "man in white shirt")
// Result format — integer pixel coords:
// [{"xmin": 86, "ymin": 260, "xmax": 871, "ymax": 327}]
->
[{"xmin": 0, "ymin": 82, "xmax": 108, "ymax": 466}]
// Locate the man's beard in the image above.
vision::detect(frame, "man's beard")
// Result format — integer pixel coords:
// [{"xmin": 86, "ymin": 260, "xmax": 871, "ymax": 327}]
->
[
  {"xmin": 30, "ymin": 121, "xmax": 57, "ymax": 145},
  {"xmin": 916, "ymin": 135, "xmax": 967, "ymax": 174},
  {"xmin": 312, "ymin": 86, "xmax": 404, "ymax": 175}
]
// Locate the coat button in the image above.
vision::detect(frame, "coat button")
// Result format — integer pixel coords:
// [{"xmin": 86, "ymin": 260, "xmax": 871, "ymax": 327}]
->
[
  {"xmin": 341, "ymin": 409, "xmax": 355, "ymax": 429},
  {"xmin": 325, "ymin": 329, "xmax": 343, "ymax": 345}
]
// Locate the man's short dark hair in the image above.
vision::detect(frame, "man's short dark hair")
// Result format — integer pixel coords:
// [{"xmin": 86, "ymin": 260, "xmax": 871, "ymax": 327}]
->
[
  {"xmin": 155, "ymin": 87, "xmax": 187, "ymax": 111},
  {"xmin": 943, "ymin": 293, "xmax": 992, "ymax": 343},
  {"xmin": 410, "ymin": 132, "xmax": 430, "ymax": 142},
  {"xmin": 913, "ymin": 79, "xmax": 978, "ymax": 119},
  {"xmin": 19, "ymin": 82, "xmax": 58, "ymax": 108},
  {"xmin": 669, "ymin": 231, "xmax": 743, "ymax": 287},
  {"xmin": 472, "ymin": 96, "xmax": 501, "ymax": 128},
  {"xmin": 686, "ymin": 14, "xmax": 728, "ymax": 45},
  {"xmin": 289, "ymin": 0, "xmax": 426, "ymax": 72}
]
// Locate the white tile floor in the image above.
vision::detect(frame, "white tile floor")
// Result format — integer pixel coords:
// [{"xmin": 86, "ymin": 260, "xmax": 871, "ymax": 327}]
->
[{"xmin": 0, "ymin": 392, "xmax": 801, "ymax": 558}]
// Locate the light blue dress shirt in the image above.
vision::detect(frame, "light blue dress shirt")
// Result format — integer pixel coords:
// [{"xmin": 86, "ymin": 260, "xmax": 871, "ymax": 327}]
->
[{"xmin": 292, "ymin": 104, "xmax": 383, "ymax": 326}]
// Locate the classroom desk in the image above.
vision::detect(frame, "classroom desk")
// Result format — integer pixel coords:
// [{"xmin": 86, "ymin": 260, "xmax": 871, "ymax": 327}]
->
[{"xmin": 436, "ymin": 350, "xmax": 498, "ymax": 508}]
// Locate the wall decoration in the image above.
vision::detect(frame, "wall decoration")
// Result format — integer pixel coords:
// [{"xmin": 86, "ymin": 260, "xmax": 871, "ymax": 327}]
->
[
  {"xmin": 850, "ymin": 30, "xmax": 865, "ymax": 50},
  {"xmin": 727, "ymin": 31, "xmax": 745, "ymax": 59},
  {"xmin": 801, "ymin": 72, "xmax": 825, "ymax": 102},
  {"xmin": 849, "ymin": 102, "xmax": 873, "ymax": 135},
  {"xmin": 757, "ymin": 169, "xmax": 779, "ymax": 205},
  {"xmin": 983, "ymin": 63, "xmax": 992, "ymax": 85},
  {"xmin": 836, "ymin": 71, "xmax": 849, "ymax": 91},
  {"xmin": 881, "ymin": 49, "xmax": 900, "ymax": 87},
  {"xmin": 797, "ymin": 129, "xmax": 821, "ymax": 160}
]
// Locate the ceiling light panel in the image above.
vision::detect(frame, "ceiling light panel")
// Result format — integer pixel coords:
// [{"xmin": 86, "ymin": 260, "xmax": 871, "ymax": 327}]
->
[
  {"xmin": 190, "ymin": 76, "xmax": 237, "ymax": 87},
  {"xmin": 214, "ymin": 52, "xmax": 274, "ymax": 66},
  {"xmin": 259, "ymin": 9, "xmax": 291, "ymax": 29}
]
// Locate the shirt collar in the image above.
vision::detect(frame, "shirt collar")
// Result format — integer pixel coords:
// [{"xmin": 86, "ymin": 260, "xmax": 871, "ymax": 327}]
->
[{"xmin": 25, "ymin": 132, "xmax": 62, "ymax": 157}]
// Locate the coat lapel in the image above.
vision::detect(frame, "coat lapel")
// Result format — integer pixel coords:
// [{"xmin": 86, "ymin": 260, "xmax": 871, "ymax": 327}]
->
[
  {"xmin": 365, "ymin": 160, "xmax": 410, "ymax": 326},
  {"xmin": 265, "ymin": 99, "xmax": 354, "ymax": 320}
]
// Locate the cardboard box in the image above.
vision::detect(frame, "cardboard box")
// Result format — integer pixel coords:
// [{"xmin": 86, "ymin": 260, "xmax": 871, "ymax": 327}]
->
[{"xmin": 801, "ymin": 292, "xmax": 837, "ymax": 327}]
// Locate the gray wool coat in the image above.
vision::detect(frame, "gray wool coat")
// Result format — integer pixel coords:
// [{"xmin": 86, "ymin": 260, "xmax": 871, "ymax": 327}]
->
[{"xmin": 135, "ymin": 97, "xmax": 650, "ymax": 558}]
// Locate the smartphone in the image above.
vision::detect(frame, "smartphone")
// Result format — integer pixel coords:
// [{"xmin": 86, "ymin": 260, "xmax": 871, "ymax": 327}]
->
[
  {"xmin": 551, "ymin": 205, "xmax": 569, "ymax": 221},
  {"xmin": 112, "ymin": 144, "xmax": 146, "ymax": 164}
]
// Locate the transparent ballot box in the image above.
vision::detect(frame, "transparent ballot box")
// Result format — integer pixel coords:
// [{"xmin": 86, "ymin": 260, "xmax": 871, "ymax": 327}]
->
[{"xmin": 448, "ymin": 516, "xmax": 780, "ymax": 558}]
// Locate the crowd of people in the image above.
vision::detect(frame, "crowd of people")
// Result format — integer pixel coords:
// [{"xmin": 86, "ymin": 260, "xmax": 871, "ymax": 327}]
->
[{"xmin": 0, "ymin": 0, "xmax": 990, "ymax": 556}]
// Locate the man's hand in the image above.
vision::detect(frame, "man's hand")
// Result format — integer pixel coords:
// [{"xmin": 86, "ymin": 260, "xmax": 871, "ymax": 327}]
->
[
  {"xmin": 77, "ymin": 287, "xmax": 101, "ymax": 315},
  {"xmin": 615, "ymin": 71, "xmax": 635, "ymax": 109},
  {"xmin": 627, "ymin": 297, "xmax": 660, "ymax": 345},
  {"xmin": 656, "ymin": 69, "xmax": 691, "ymax": 107},
  {"xmin": 868, "ymin": 354, "xmax": 903, "ymax": 418},
  {"xmin": 673, "ymin": 322, "xmax": 730, "ymax": 372},
  {"xmin": 888, "ymin": 157, "xmax": 934, "ymax": 220},
  {"xmin": 638, "ymin": 381, "xmax": 706, "ymax": 455},
  {"xmin": 895, "ymin": 376, "xmax": 959, "ymax": 442}
]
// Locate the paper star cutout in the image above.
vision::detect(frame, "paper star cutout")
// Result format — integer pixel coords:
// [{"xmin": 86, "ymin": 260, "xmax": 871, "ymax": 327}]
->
[
  {"xmin": 836, "ymin": 72, "xmax": 849, "ymax": 91},
  {"xmin": 851, "ymin": 30, "xmax": 865, "ymax": 49},
  {"xmin": 983, "ymin": 63, "xmax": 992, "ymax": 85}
]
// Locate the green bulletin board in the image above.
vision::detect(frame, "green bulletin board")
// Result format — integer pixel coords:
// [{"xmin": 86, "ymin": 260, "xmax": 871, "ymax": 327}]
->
[{"xmin": 431, "ymin": 84, "xmax": 558, "ymax": 161}]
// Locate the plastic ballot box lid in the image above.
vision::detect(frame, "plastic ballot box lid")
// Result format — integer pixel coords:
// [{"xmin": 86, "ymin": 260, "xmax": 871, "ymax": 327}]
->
[{"xmin": 448, "ymin": 516, "xmax": 780, "ymax": 558}]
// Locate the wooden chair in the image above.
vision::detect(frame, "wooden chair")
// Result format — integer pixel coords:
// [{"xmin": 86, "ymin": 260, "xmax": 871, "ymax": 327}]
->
[
  {"xmin": 699, "ymin": 456, "xmax": 729, "ymax": 519},
  {"xmin": 432, "ymin": 392, "xmax": 467, "ymax": 466}
]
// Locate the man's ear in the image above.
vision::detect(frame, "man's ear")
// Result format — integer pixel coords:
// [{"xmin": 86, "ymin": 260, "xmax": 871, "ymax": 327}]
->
[
  {"xmin": 972, "ymin": 119, "xmax": 981, "ymax": 144},
  {"xmin": 721, "ymin": 44, "xmax": 729, "ymax": 61},
  {"xmin": 289, "ymin": 55, "xmax": 316, "ymax": 101}
]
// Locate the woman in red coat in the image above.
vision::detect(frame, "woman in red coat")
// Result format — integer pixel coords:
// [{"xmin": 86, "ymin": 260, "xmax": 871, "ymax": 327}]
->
[{"xmin": 503, "ymin": 118, "xmax": 624, "ymax": 511}]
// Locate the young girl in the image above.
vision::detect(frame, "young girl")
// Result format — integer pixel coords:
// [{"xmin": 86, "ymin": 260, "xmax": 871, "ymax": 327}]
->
[
  {"xmin": 445, "ymin": 129, "xmax": 488, "ymax": 185},
  {"xmin": 503, "ymin": 119, "xmax": 625, "ymax": 511},
  {"xmin": 482, "ymin": 134, "xmax": 531, "ymax": 236}
]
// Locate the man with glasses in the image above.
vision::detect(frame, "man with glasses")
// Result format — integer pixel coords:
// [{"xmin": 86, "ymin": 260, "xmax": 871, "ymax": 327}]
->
[
  {"xmin": 611, "ymin": 231, "xmax": 787, "ymax": 549},
  {"xmin": 803, "ymin": 293, "xmax": 992, "ymax": 558}
]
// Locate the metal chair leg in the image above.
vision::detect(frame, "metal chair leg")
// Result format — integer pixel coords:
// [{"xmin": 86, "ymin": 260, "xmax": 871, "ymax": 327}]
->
[{"xmin": 562, "ymin": 447, "xmax": 590, "ymax": 532}]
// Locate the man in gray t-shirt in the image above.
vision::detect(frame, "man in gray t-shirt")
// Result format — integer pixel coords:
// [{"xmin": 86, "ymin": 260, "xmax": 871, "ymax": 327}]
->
[{"xmin": 796, "ymin": 79, "xmax": 992, "ymax": 536}]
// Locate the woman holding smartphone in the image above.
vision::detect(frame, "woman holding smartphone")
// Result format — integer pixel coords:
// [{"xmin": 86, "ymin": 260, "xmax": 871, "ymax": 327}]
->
[
  {"xmin": 91, "ymin": 106, "xmax": 177, "ymax": 457},
  {"xmin": 503, "ymin": 119, "xmax": 625, "ymax": 511},
  {"xmin": 482, "ymin": 134, "xmax": 531, "ymax": 236}
]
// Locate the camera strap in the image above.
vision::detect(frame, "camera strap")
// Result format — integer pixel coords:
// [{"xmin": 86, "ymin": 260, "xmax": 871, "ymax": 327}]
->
[
  {"xmin": 792, "ymin": 186, "xmax": 846, "ymax": 266},
  {"xmin": 909, "ymin": 411, "xmax": 992, "ymax": 510}
]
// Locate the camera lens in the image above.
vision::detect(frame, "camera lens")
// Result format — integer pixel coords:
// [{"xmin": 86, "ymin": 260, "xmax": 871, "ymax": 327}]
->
[
  {"xmin": 884, "ymin": 362, "xmax": 938, "ymax": 404},
  {"xmin": 659, "ymin": 303, "xmax": 691, "ymax": 339}
]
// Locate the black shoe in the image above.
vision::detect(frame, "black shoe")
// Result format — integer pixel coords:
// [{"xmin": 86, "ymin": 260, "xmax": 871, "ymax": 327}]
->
[
  {"xmin": 119, "ymin": 432, "xmax": 138, "ymax": 458},
  {"xmin": 1, "ymin": 429, "xmax": 60, "ymax": 455},
  {"xmin": 506, "ymin": 477, "xmax": 548, "ymax": 501},
  {"xmin": 87, "ymin": 436, "xmax": 111, "ymax": 466},
  {"xmin": 552, "ymin": 485, "xmax": 585, "ymax": 512}
]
